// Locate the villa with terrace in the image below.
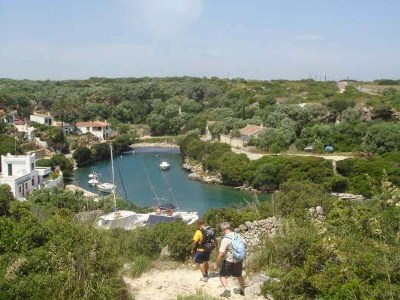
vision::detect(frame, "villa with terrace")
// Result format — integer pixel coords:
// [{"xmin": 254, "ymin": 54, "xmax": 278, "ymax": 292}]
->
[
  {"xmin": 75, "ymin": 120, "xmax": 113, "ymax": 140},
  {"xmin": 0, "ymin": 153, "xmax": 63, "ymax": 200}
]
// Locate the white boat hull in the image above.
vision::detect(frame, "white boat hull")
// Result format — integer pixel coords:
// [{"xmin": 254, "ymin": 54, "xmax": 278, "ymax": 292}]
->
[
  {"xmin": 160, "ymin": 161, "xmax": 170, "ymax": 170},
  {"xmin": 97, "ymin": 209, "xmax": 199, "ymax": 230},
  {"xmin": 88, "ymin": 179, "xmax": 99, "ymax": 186},
  {"xmin": 97, "ymin": 182, "xmax": 116, "ymax": 193}
]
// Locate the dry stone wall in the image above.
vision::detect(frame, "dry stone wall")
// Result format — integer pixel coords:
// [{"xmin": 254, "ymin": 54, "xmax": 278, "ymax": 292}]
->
[{"xmin": 234, "ymin": 216, "xmax": 281, "ymax": 248}]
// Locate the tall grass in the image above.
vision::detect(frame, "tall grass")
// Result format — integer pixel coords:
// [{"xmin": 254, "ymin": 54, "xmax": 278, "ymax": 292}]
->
[
  {"xmin": 177, "ymin": 289, "xmax": 219, "ymax": 300},
  {"xmin": 129, "ymin": 255, "xmax": 151, "ymax": 278}
]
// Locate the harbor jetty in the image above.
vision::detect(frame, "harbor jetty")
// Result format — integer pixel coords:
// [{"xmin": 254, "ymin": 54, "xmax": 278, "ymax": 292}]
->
[{"xmin": 66, "ymin": 184, "xmax": 98, "ymax": 199}]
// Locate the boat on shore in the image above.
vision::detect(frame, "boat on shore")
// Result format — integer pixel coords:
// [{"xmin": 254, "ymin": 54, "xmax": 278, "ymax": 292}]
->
[{"xmin": 97, "ymin": 206, "xmax": 198, "ymax": 230}]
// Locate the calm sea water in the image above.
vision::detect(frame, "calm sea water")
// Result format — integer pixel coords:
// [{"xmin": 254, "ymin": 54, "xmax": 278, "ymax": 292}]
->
[{"xmin": 73, "ymin": 147, "xmax": 270, "ymax": 216}]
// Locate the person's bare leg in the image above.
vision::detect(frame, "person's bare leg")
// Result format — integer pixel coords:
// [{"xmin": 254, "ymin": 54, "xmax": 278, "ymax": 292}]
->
[
  {"xmin": 203, "ymin": 261, "xmax": 209, "ymax": 275},
  {"xmin": 238, "ymin": 276, "xmax": 245, "ymax": 289},
  {"xmin": 199, "ymin": 262, "xmax": 207, "ymax": 276},
  {"xmin": 220, "ymin": 276, "xmax": 228, "ymax": 289},
  {"xmin": 219, "ymin": 276, "xmax": 231, "ymax": 297}
]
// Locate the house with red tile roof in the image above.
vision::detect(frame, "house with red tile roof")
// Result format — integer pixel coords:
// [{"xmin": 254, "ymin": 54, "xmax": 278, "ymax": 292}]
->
[{"xmin": 220, "ymin": 124, "xmax": 265, "ymax": 149}]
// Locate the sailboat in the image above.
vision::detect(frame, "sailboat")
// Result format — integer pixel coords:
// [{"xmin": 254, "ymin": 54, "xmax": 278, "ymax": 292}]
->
[
  {"xmin": 96, "ymin": 149, "xmax": 198, "ymax": 230},
  {"xmin": 97, "ymin": 143, "xmax": 116, "ymax": 194},
  {"xmin": 145, "ymin": 161, "xmax": 198, "ymax": 225}
]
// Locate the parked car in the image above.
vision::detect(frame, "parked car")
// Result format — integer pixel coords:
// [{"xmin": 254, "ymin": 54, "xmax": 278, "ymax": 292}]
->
[{"xmin": 304, "ymin": 146, "xmax": 314, "ymax": 152}]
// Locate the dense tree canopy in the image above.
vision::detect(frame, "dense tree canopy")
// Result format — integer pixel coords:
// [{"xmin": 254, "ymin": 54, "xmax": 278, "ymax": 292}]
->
[{"xmin": 1, "ymin": 77, "xmax": 398, "ymax": 153}]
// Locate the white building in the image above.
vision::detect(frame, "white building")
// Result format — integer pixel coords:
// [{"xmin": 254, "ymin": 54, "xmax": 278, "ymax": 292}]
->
[
  {"xmin": 53, "ymin": 121, "xmax": 74, "ymax": 134},
  {"xmin": 337, "ymin": 81, "xmax": 348, "ymax": 93},
  {"xmin": 15, "ymin": 123, "xmax": 35, "ymax": 140},
  {"xmin": 30, "ymin": 113, "xmax": 54, "ymax": 126},
  {"xmin": 30, "ymin": 113, "xmax": 74, "ymax": 134},
  {"xmin": 0, "ymin": 153, "xmax": 63, "ymax": 200},
  {"xmin": 75, "ymin": 120, "xmax": 112, "ymax": 140}
]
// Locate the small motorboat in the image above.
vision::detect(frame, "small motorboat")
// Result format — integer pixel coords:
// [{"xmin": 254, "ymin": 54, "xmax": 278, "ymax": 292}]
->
[
  {"xmin": 88, "ymin": 172, "xmax": 99, "ymax": 186},
  {"xmin": 88, "ymin": 178, "xmax": 99, "ymax": 186},
  {"xmin": 160, "ymin": 160, "xmax": 170, "ymax": 170}
]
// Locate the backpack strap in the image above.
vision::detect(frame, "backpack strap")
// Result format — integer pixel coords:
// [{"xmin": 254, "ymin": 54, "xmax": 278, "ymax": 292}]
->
[{"xmin": 223, "ymin": 232, "xmax": 237, "ymax": 240}]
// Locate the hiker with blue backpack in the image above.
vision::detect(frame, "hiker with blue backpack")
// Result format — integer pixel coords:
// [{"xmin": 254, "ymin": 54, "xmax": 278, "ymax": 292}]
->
[
  {"xmin": 215, "ymin": 221, "xmax": 246, "ymax": 298},
  {"xmin": 191, "ymin": 219, "xmax": 218, "ymax": 282}
]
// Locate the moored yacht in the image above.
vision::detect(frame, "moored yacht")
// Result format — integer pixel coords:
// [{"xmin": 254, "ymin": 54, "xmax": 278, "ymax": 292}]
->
[{"xmin": 97, "ymin": 182, "xmax": 116, "ymax": 193}]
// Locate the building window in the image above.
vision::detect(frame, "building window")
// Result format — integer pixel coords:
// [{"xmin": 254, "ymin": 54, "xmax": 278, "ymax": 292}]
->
[
  {"xmin": 25, "ymin": 182, "xmax": 28, "ymax": 189},
  {"xmin": 7, "ymin": 164, "xmax": 12, "ymax": 176},
  {"xmin": 31, "ymin": 162, "xmax": 34, "ymax": 171},
  {"xmin": 19, "ymin": 185, "xmax": 22, "ymax": 193},
  {"xmin": 32, "ymin": 178, "xmax": 35, "ymax": 186}
]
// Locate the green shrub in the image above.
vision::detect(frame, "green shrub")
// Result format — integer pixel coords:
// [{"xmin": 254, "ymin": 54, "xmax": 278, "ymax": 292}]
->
[
  {"xmin": 274, "ymin": 181, "xmax": 333, "ymax": 218},
  {"xmin": 73, "ymin": 146, "xmax": 92, "ymax": 167},
  {"xmin": 35, "ymin": 158, "xmax": 52, "ymax": 167},
  {"xmin": 129, "ymin": 255, "xmax": 151, "ymax": 278}
]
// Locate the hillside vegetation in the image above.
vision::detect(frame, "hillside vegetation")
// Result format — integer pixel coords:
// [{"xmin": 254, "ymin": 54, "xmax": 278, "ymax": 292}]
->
[
  {"xmin": 1, "ymin": 76, "xmax": 400, "ymax": 299},
  {"xmin": 1, "ymin": 77, "xmax": 400, "ymax": 154},
  {"xmin": 1, "ymin": 177, "xmax": 400, "ymax": 299}
]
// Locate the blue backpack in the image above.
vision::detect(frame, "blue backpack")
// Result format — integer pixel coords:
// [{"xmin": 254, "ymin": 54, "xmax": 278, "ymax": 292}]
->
[{"xmin": 224, "ymin": 233, "xmax": 246, "ymax": 261}]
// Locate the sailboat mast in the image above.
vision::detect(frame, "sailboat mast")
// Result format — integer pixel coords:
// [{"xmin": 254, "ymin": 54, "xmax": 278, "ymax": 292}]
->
[{"xmin": 110, "ymin": 142, "xmax": 116, "ymax": 210}]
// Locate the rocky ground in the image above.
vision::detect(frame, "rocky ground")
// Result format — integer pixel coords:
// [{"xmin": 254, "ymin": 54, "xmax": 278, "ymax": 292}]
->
[
  {"xmin": 124, "ymin": 263, "xmax": 271, "ymax": 300},
  {"xmin": 124, "ymin": 217, "xmax": 281, "ymax": 299},
  {"xmin": 182, "ymin": 158, "xmax": 222, "ymax": 184}
]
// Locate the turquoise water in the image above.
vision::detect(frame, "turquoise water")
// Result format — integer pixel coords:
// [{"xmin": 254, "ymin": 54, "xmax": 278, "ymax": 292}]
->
[{"xmin": 73, "ymin": 147, "xmax": 270, "ymax": 216}]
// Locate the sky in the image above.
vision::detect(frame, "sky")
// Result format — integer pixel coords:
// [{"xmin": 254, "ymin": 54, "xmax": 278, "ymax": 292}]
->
[{"xmin": 0, "ymin": 0, "xmax": 399, "ymax": 81}]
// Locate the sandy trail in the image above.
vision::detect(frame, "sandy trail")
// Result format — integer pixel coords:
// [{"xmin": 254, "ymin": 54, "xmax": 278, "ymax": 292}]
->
[
  {"xmin": 231, "ymin": 148, "xmax": 352, "ymax": 161},
  {"xmin": 124, "ymin": 263, "xmax": 259, "ymax": 300}
]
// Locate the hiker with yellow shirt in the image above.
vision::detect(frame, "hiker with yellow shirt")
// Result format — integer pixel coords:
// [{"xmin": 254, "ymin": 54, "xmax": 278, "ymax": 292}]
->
[{"xmin": 191, "ymin": 219, "xmax": 218, "ymax": 281}]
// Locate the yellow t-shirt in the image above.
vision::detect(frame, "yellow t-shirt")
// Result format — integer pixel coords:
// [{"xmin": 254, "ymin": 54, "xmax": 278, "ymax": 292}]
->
[{"xmin": 193, "ymin": 229, "xmax": 204, "ymax": 252}]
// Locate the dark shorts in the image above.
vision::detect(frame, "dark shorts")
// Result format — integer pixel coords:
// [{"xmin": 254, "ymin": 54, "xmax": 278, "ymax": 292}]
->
[
  {"xmin": 219, "ymin": 260, "xmax": 243, "ymax": 277},
  {"xmin": 194, "ymin": 251, "xmax": 210, "ymax": 264}
]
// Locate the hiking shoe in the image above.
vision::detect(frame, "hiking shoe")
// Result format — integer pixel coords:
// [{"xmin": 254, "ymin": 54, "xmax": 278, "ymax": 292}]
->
[
  {"xmin": 220, "ymin": 290, "xmax": 231, "ymax": 298},
  {"xmin": 233, "ymin": 288, "xmax": 245, "ymax": 296},
  {"xmin": 200, "ymin": 276, "xmax": 209, "ymax": 282}
]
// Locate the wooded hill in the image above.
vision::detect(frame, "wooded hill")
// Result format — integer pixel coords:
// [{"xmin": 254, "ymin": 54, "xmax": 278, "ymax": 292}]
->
[
  {"xmin": 1, "ymin": 77, "xmax": 400, "ymax": 299},
  {"xmin": 1, "ymin": 77, "xmax": 399, "ymax": 153}
]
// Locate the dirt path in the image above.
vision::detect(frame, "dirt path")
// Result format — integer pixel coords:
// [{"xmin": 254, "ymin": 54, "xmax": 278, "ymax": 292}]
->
[
  {"xmin": 232, "ymin": 148, "xmax": 352, "ymax": 162},
  {"xmin": 131, "ymin": 142, "xmax": 179, "ymax": 149},
  {"xmin": 124, "ymin": 263, "xmax": 262, "ymax": 300}
]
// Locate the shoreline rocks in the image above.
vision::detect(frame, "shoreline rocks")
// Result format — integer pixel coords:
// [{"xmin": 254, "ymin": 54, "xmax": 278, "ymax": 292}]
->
[
  {"xmin": 234, "ymin": 185, "xmax": 260, "ymax": 193},
  {"xmin": 182, "ymin": 158, "xmax": 222, "ymax": 184}
]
